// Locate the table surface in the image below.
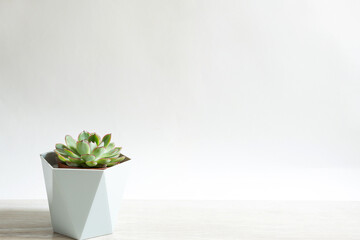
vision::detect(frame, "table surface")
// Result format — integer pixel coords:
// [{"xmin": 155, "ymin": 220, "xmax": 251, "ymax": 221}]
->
[{"xmin": 1, "ymin": 200, "xmax": 360, "ymax": 240}]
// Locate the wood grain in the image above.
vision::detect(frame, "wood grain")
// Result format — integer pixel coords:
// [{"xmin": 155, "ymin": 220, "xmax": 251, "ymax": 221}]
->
[{"xmin": 1, "ymin": 200, "xmax": 360, "ymax": 239}]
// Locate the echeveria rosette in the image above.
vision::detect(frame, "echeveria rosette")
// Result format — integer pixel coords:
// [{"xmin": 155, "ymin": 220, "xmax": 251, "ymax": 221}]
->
[{"xmin": 55, "ymin": 131, "xmax": 126, "ymax": 168}]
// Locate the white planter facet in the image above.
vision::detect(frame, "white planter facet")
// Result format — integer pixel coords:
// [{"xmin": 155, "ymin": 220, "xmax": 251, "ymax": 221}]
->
[{"xmin": 41, "ymin": 152, "xmax": 130, "ymax": 240}]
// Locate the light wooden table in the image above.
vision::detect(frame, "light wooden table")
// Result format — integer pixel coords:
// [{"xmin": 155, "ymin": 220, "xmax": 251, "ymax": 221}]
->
[{"xmin": 1, "ymin": 200, "xmax": 360, "ymax": 240}]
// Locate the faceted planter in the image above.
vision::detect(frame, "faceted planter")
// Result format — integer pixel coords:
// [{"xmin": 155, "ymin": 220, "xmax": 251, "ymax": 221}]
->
[{"xmin": 40, "ymin": 152, "xmax": 130, "ymax": 240}]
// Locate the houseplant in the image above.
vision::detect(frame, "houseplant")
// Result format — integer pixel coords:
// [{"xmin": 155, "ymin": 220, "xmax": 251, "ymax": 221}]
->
[{"xmin": 41, "ymin": 131, "xmax": 131, "ymax": 240}]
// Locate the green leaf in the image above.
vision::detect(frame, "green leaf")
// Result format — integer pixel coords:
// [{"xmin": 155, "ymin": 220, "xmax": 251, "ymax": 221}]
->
[
  {"xmin": 101, "ymin": 134, "xmax": 111, "ymax": 148},
  {"xmin": 76, "ymin": 141, "xmax": 90, "ymax": 155},
  {"xmin": 64, "ymin": 148, "xmax": 80, "ymax": 158},
  {"xmin": 92, "ymin": 147, "xmax": 106, "ymax": 159},
  {"xmin": 78, "ymin": 131, "xmax": 90, "ymax": 141},
  {"xmin": 106, "ymin": 162, "xmax": 117, "ymax": 167},
  {"xmin": 106, "ymin": 143, "xmax": 115, "ymax": 151},
  {"xmin": 85, "ymin": 161, "xmax": 97, "ymax": 167},
  {"xmin": 65, "ymin": 135, "xmax": 77, "ymax": 152},
  {"xmin": 88, "ymin": 134, "xmax": 101, "ymax": 145},
  {"xmin": 81, "ymin": 154, "xmax": 96, "ymax": 162},
  {"xmin": 68, "ymin": 156, "xmax": 84, "ymax": 164},
  {"xmin": 55, "ymin": 151, "xmax": 70, "ymax": 162},
  {"xmin": 55, "ymin": 148, "xmax": 68, "ymax": 156},
  {"xmin": 97, "ymin": 158, "xmax": 111, "ymax": 165},
  {"xmin": 102, "ymin": 147, "xmax": 121, "ymax": 158},
  {"xmin": 55, "ymin": 143, "xmax": 67, "ymax": 150},
  {"xmin": 110, "ymin": 155, "xmax": 126, "ymax": 163},
  {"xmin": 89, "ymin": 142, "xmax": 97, "ymax": 152}
]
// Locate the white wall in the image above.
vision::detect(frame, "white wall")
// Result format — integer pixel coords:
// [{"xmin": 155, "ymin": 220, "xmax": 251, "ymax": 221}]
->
[{"xmin": 1, "ymin": 0, "xmax": 360, "ymax": 200}]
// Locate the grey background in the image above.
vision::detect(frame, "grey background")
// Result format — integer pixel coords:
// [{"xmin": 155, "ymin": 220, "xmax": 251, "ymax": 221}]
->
[{"xmin": 1, "ymin": 0, "xmax": 360, "ymax": 200}]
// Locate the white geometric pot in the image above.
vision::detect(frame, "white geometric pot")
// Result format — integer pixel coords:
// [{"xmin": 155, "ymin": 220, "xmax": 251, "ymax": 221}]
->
[{"xmin": 41, "ymin": 152, "xmax": 130, "ymax": 240}]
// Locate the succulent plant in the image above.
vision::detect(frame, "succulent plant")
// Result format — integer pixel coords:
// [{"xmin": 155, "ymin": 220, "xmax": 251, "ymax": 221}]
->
[{"xmin": 55, "ymin": 131, "xmax": 127, "ymax": 168}]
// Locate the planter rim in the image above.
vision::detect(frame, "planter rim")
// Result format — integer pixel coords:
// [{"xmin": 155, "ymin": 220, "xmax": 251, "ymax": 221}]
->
[{"xmin": 40, "ymin": 151, "xmax": 130, "ymax": 171}]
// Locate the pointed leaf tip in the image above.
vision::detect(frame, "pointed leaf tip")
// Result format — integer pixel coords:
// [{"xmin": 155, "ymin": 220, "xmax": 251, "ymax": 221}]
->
[
  {"xmin": 55, "ymin": 150, "xmax": 70, "ymax": 162},
  {"xmin": 65, "ymin": 135, "xmax": 77, "ymax": 152},
  {"xmin": 88, "ymin": 133, "xmax": 101, "ymax": 145},
  {"xmin": 78, "ymin": 131, "xmax": 90, "ymax": 141},
  {"xmin": 102, "ymin": 134, "xmax": 111, "ymax": 148},
  {"xmin": 64, "ymin": 148, "xmax": 80, "ymax": 158},
  {"xmin": 55, "ymin": 143, "xmax": 67, "ymax": 150}
]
